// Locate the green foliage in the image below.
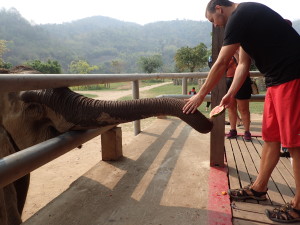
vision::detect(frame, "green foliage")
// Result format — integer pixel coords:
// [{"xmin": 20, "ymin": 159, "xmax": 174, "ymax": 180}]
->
[
  {"xmin": 0, "ymin": 40, "xmax": 9, "ymax": 67},
  {"xmin": 138, "ymin": 55, "xmax": 163, "ymax": 73},
  {"xmin": 24, "ymin": 60, "xmax": 62, "ymax": 74},
  {"xmin": 174, "ymin": 43, "xmax": 208, "ymax": 72},
  {"xmin": 69, "ymin": 60, "xmax": 99, "ymax": 74},
  {"xmin": 1, "ymin": 61, "xmax": 12, "ymax": 69},
  {"xmin": 111, "ymin": 60, "xmax": 124, "ymax": 73}
]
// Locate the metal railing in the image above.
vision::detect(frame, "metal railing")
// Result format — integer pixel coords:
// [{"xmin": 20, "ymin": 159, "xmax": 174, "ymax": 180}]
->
[{"xmin": 0, "ymin": 71, "xmax": 264, "ymax": 188}]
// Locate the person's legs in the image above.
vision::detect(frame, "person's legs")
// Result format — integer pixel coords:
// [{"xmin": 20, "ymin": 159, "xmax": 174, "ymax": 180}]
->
[
  {"xmin": 234, "ymin": 77, "xmax": 252, "ymax": 140},
  {"xmin": 227, "ymin": 99, "xmax": 238, "ymax": 138},
  {"xmin": 206, "ymin": 101, "xmax": 211, "ymax": 111},
  {"xmin": 236, "ymin": 99, "xmax": 250, "ymax": 132},
  {"xmin": 228, "ymin": 99, "xmax": 237, "ymax": 130}
]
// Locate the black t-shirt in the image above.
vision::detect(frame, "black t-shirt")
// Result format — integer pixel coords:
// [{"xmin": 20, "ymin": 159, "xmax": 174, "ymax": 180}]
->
[{"xmin": 223, "ymin": 2, "xmax": 300, "ymax": 87}]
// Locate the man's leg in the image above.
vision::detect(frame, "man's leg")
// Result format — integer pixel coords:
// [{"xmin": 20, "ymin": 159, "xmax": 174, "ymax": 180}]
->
[{"xmin": 251, "ymin": 141, "xmax": 281, "ymax": 192}]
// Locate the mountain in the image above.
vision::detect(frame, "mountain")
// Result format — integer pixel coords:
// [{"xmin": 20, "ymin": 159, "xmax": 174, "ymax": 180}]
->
[
  {"xmin": 0, "ymin": 8, "xmax": 212, "ymax": 73},
  {"xmin": 1, "ymin": 8, "xmax": 300, "ymax": 73}
]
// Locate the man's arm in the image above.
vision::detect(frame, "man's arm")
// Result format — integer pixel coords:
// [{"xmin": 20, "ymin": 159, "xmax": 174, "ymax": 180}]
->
[{"xmin": 182, "ymin": 43, "xmax": 240, "ymax": 114}]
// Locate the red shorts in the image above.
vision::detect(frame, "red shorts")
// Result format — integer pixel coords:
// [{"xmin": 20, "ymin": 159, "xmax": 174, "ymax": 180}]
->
[{"xmin": 262, "ymin": 79, "xmax": 300, "ymax": 148}]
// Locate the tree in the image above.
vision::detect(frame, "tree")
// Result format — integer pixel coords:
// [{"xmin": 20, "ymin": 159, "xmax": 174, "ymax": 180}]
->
[
  {"xmin": 174, "ymin": 43, "xmax": 208, "ymax": 72},
  {"xmin": 138, "ymin": 55, "xmax": 163, "ymax": 73},
  {"xmin": 25, "ymin": 59, "xmax": 62, "ymax": 74},
  {"xmin": 1, "ymin": 62, "xmax": 12, "ymax": 69},
  {"xmin": 0, "ymin": 40, "xmax": 11, "ymax": 68},
  {"xmin": 111, "ymin": 60, "xmax": 124, "ymax": 74},
  {"xmin": 69, "ymin": 60, "xmax": 99, "ymax": 74}
]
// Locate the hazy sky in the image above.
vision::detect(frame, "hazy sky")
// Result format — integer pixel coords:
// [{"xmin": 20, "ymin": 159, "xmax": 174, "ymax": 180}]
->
[{"xmin": 1, "ymin": 0, "xmax": 299, "ymax": 25}]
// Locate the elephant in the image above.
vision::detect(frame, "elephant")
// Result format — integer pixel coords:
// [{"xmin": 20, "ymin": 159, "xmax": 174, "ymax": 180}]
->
[{"xmin": 0, "ymin": 65, "xmax": 213, "ymax": 225}]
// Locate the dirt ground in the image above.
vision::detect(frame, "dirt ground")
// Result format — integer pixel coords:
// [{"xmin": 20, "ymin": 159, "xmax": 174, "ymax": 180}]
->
[{"xmin": 21, "ymin": 82, "xmax": 263, "ymax": 222}]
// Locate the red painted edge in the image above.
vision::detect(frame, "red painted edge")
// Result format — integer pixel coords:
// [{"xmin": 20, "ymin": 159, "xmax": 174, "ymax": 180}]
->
[{"xmin": 207, "ymin": 161, "xmax": 232, "ymax": 225}]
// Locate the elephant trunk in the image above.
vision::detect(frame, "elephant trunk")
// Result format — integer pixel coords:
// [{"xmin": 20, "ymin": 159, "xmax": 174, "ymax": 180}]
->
[{"xmin": 21, "ymin": 88, "xmax": 213, "ymax": 133}]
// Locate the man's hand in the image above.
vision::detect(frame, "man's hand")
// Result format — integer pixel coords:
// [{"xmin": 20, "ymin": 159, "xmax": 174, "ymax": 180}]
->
[
  {"xmin": 182, "ymin": 94, "xmax": 204, "ymax": 114},
  {"xmin": 220, "ymin": 93, "xmax": 235, "ymax": 109}
]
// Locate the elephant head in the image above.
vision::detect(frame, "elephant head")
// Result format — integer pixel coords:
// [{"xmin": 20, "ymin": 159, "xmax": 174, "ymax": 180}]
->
[{"xmin": 0, "ymin": 66, "xmax": 213, "ymax": 224}]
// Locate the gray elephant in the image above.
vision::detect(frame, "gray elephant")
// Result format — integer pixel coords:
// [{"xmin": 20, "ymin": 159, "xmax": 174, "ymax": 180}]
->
[{"xmin": 0, "ymin": 66, "xmax": 213, "ymax": 225}]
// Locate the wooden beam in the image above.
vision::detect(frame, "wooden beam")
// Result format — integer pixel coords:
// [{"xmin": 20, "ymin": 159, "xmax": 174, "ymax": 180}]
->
[
  {"xmin": 210, "ymin": 25, "xmax": 226, "ymax": 167},
  {"xmin": 101, "ymin": 127, "xmax": 123, "ymax": 161}
]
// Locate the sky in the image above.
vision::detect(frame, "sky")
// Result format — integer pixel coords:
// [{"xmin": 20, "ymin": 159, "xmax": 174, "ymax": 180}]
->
[{"xmin": 1, "ymin": 0, "xmax": 300, "ymax": 25}]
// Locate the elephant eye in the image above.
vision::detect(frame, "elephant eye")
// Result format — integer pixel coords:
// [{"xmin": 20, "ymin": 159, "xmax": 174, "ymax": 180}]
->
[{"xmin": 24, "ymin": 103, "xmax": 45, "ymax": 118}]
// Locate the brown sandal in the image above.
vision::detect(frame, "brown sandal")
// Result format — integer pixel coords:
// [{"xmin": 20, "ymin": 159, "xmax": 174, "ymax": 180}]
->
[
  {"xmin": 228, "ymin": 184, "xmax": 267, "ymax": 201},
  {"xmin": 265, "ymin": 202, "xmax": 300, "ymax": 223}
]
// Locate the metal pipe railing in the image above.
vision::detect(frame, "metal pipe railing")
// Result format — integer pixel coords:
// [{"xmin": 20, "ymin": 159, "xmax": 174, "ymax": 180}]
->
[
  {"xmin": 0, "ymin": 72, "xmax": 209, "ymax": 92},
  {"xmin": 0, "ymin": 125, "xmax": 114, "ymax": 188},
  {"xmin": 156, "ymin": 94, "xmax": 265, "ymax": 102},
  {"xmin": 0, "ymin": 71, "xmax": 263, "ymax": 92}
]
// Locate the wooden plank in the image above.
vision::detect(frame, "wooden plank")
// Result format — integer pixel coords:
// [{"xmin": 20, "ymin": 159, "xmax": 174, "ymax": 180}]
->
[
  {"xmin": 236, "ymin": 137, "xmax": 258, "ymax": 184},
  {"xmin": 252, "ymin": 137, "xmax": 289, "ymax": 205},
  {"xmin": 230, "ymin": 137, "xmax": 253, "ymax": 187},
  {"xmin": 241, "ymin": 138, "xmax": 275, "ymax": 206},
  {"xmin": 276, "ymin": 158, "xmax": 296, "ymax": 196},
  {"xmin": 229, "ymin": 137, "xmax": 259, "ymax": 209},
  {"xmin": 225, "ymin": 138, "xmax": 240, "ymax": 189},
  {"xmin": 233, "ymin": 218, "xmax": 272, "ymax": 225},
  {"xmin": 233, "ymin": 201, "xmax": 273, "ymax": 214},
  {"xmin": 232, "ymin": 202, "xmax": 278, "ymax": 224},
  {"xmin": 233, "ymin": 209, "xmax": 274, "ymax": 224},
  {"xmin": 255, "ymin": 137, "xmax": 295, "ymax": 203},
  {"xmin": 101, "ymin": 127, "xmax": 123, "ymax": 161},
  {"xmin": 280, "ymin": 157, "xmax": 294, "ymax": 178}
]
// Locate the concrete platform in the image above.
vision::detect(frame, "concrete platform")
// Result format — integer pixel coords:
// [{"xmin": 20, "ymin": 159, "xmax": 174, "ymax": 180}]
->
[{"xmin": 23, "ymin": 118, "xmax": 214, "ymax": 225}]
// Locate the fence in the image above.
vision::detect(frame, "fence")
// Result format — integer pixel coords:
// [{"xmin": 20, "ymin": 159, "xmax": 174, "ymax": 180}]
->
[{"xmin": 0, "ymin": 71, "xmax": 264, "ymax": 188}]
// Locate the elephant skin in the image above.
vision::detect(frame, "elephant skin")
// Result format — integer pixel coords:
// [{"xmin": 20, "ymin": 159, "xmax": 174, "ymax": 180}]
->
[{"xmin": 0, "ymin": 66, "xmax": 213, "ymax": 225}]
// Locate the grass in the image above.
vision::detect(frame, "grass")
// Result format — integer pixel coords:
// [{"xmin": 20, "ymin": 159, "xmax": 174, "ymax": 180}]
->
[
  {"xmin": 70, "ymin": 79, "xmax": 167, "ymax": 92},
  {"xmin": 119, "ymin": 83, "xmax": 265, "ymax": 116},
  {"xmin": 82, "ymin": 94, "xmax": 98, "ymax": 98}
]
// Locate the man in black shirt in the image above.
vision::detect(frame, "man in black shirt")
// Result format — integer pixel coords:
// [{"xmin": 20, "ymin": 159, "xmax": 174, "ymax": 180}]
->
[{"xmin": 183, "ymin": 0, "xmax": 300, "ymax": 222}]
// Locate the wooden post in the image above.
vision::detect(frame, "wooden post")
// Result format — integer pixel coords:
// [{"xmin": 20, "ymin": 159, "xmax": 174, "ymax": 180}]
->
[
  {"xmin": 210, "ymin": 25, "xmax": 226, "ymax": 167},
  {"xmin": 101, "ymin": 127, "xmax": 123, "ymax": 161}
]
